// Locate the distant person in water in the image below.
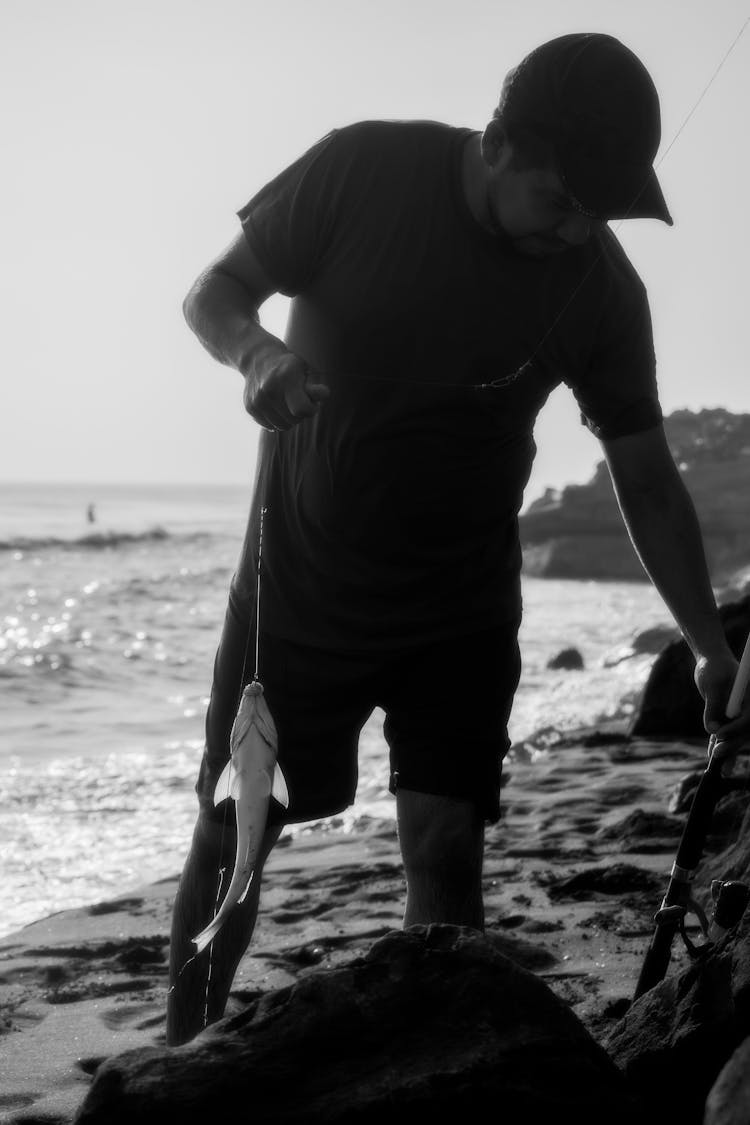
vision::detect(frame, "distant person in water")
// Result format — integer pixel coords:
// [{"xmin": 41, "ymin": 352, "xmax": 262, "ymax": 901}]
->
[
  {"xmin": 86, "ymin": 504, "xmax": 96, "ymax": 524},
  {"xmin": 167, "ymin": 33, "xmax": 750, "ymax": 1045}
]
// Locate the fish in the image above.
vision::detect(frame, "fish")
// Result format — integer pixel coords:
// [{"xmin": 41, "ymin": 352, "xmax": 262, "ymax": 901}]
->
[{"xmin": 193, "ymin": 679, "xmax": 289, "ymax": 953}]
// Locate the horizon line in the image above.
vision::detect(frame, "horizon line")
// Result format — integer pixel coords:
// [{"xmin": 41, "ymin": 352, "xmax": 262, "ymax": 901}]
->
[{"xmin": 0, "ymin": 479, "xmax": 253, "ymax": 488}]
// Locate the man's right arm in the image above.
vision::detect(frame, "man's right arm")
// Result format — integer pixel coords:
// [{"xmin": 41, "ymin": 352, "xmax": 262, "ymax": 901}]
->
[{"xmin": 183, "ymin": 233, "xmax": 329, "ymax": 431}]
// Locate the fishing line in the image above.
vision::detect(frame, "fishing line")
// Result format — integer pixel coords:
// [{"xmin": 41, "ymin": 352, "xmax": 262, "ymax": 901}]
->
[
  {"xmin": 253, "ymin": 506, "xmax": 268, "ymax": 682},
  {"xmin": 168, "ymin": 516, "xmax": 268, "ymax": 1012},
  {"xmin": 199, "ymin": 506, "xmax": 268, "ymax": 1026},
  {"xmin": 499, "ymin": 14, "xmax": 750, "ymax": 378},
  {"xmin": 653, "ymin": 15, "xmax": 750, "ymax": 174},
  {"xmin": 202, "ymin": 865, "xmax": 226, "ymax": 1027},
  {"xmin": 338, "ymin": 16, "xmax": 749, "ymax": 395}
]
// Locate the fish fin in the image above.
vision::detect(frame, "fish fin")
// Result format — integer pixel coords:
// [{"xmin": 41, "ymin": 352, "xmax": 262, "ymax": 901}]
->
[
  {"xmin": 256, "ymin": 720, "xmax": 278, "ymax": 751},
  {"xmin": 229, "ymin": 713, "xmax": 252, "ymax": 754},
  {"xmin": 213, "ymin": 761, "xmax": 241, "ymax": 806},
  {"xmin": 272, "ymin": 762, "xmax": 290, "ymax": 809},
  {"xmin": 254, "ymin": 691, "xmax": 279, "ymax": 747}
]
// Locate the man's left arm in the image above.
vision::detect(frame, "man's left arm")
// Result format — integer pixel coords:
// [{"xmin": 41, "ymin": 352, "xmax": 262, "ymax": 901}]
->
[{"xmin": 602, "ymin": 423, "xmax": 749, "ymax": 745}]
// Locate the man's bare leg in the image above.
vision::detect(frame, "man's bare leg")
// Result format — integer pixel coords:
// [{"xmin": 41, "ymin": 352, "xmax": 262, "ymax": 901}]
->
[
  {"xmin": 396, "ymin": 789, "xmax": 485, "ymax": 930},
  {"xmin": 166, "ymin": 814, "xmax": 282, "ymax": 1046}
]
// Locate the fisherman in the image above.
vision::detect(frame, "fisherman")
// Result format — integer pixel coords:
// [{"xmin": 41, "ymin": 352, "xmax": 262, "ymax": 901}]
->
[{"xmin": 167, "ymin": 33, "xmax": 750, "ymax": 1045}]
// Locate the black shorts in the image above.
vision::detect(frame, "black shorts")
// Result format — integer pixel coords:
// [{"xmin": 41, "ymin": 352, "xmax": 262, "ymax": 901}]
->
[{"xmin": 195, "ymin": 583, "xmax": 521, "ymax": 826}]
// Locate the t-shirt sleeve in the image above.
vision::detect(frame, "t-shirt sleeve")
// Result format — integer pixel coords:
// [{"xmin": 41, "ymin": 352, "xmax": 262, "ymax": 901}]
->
[
  {"xmin": 236, "ymin": 129, "xmax": 344, "ymax": 297},
  {"xmin": 569, "ymin": 268, "xmax": 662, "ymax": 442}
]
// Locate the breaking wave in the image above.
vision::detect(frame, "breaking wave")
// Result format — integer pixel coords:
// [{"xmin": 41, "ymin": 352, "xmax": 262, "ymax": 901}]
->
[{"xmin": 0, "ymin": 527, "xmax": 213, "ymax": 552}]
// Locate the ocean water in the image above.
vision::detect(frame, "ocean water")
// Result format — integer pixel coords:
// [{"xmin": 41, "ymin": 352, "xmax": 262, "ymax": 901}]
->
[{"xmin": 0, "ymin": 481, "xmax": 677, "ymax": 939}]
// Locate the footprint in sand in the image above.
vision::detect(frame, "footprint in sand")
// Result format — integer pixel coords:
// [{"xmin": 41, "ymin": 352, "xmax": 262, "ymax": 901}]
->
[
  {"xmin": 273, "ymin": 899, "xmax": 336, "ymax": 924},
  {"xmin": 47, "ymin": 977, "xmax": 154, "ymax": 1004},
  {"xmin": 0, "ymin": 1093, "xmax": 40, "ymax": 1111},
  {"xmin": 99, "ymin": 1001, "xmax": 165, "ymax": 1032},
  {"xmin": 2, "ymin": 1004, "xmax": 46, "ymax": 1032},
  {"xmin": 365, "ymin": 889, "xmax": 400, "ymax": 903}
]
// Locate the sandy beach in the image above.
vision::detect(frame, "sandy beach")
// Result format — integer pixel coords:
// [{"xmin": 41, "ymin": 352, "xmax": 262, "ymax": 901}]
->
[{"xmin": 0, "ymin": 720, "xmax": 714, "ymax": 1124}]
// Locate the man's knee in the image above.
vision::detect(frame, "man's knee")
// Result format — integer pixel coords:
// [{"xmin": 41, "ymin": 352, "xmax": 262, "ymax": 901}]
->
[
  {"xmin": 396, "ymin": 789, "xmax": 484, "ymax": 874},
  {"xmin": 191, "ymin": 811, "xmax": 236, "ymax": 862},
  {"xmin": 189, "ymin": 812, "xmax": 281, "ymax": 871}
]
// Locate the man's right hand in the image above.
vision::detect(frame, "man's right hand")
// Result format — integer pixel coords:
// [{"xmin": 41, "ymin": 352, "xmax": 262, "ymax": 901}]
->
[
  {"xmin": 182, "ymin": 232, "xmax": 330, "ymax": 433},
  {"xmin": 242, "ymin": 347, "xmax": 330, "ymax": 432}
]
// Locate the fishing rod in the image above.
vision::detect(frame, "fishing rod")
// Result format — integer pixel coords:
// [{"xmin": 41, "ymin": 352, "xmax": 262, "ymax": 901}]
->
[{"xmin": 633, "ymin": 631, "xmax": 750, "ymax": 1000}]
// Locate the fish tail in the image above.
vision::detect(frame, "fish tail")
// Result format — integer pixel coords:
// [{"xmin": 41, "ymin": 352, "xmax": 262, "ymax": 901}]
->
[
  {"xmin": 192, "ymin": 912, "xmax": 226, "ymax": 954},
  {"xmin": 192, "ymin": 869, "xmax": 254, "ymax": 952}
]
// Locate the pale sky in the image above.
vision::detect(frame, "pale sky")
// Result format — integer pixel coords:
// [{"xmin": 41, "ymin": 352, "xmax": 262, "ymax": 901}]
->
[{"xmin": 2, "ymin": 0, "xmax": 748, "ymax": 507}]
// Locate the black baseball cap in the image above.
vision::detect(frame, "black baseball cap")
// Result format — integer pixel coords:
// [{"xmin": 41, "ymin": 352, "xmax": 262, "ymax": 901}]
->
[{"xmin": 498, "ymin": 33, "xmax": 673, "ymax": 225}]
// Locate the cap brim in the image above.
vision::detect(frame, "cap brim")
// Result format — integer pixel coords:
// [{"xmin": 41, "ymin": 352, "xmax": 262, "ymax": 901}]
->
[{"xmin": 561, "ymin": 153, "xmax": 673, "ymax": 225}]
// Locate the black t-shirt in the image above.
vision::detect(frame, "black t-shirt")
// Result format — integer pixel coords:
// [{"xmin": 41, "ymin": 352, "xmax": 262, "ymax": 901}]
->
[{"xmin": 234, "ymin": 120, "xmax": 661, "ymax": 649}]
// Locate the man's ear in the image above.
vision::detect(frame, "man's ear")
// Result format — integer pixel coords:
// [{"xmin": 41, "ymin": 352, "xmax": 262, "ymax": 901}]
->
[{"xmin": 481, "ymin": 120, "xmax": 508, "ymax": 167}]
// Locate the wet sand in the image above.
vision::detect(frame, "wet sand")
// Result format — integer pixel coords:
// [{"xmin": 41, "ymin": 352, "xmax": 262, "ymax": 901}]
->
[{"xmin": 0, "ymin": 722, "xmax": 717, "ymax": 1124}]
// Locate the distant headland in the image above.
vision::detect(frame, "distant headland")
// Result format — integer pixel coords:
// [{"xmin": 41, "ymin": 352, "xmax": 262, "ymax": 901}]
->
[{"xmin": 520, "ymin": 408, "xmax": 750, "ymax": 585}]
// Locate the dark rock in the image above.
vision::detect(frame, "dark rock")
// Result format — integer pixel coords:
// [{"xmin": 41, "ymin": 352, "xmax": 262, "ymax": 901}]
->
[
  {"xmin": 546, "ymin": 863, "xmax": 662, "ymax": 901},
  {"xmin": 522, "ymin": 534, "xmax": 645, "ymax": 580},
  {"xmin": 547, "ymin": 646, "xmax": 585, "ymax": 670},
  {"xmin": 520, "ymin": 408, "xmax": 750, "ymax": 583},
  {"xmin": 601, "ymin": 998, "xmax": 631, "ymax": 1021},
  {"xmin": 701, "ymin": 800, "xmax": 750, "ymax": 887},
  {"xmin": 710, "ymin": 791, "xmax": 750, "ymax": 841},
  {"xmin": 77, "ymin": 1056, "xmax": 107, "ymax": 1076},
  {"xmin": 115, "ymin": 943, "xmax": 166, "ymax": 968},
  {"xmin": 704, "ymin": 1036, "xmax": 750, "ymax": 1125},
  {"xmin": 630, "ymin": 624, "xmax": 681, "ymax": 654},
  {"xmin": 282, "ymin": 942, "xmax": 328, "ymax": 966},
  {"xmin": 521, "ymin": 918, "xmax": 565, "ymax": 934},
  {"xmin": 607, "ymin": 818, "xmax": 750, "ymax": 1124},
  {"xmin": 73, "ymin": 925, "xmax": 644, "ymax": 1125},
  {"xmin": 578, "ymin": 726, "xmax": 630, "ymax": 747},
  {"xmin": 668, "ymin": 769, "xmax": 705, "ymax": 814},
  {"xmin": 629, "ymin": 595, "xmax": 750, "ymax": 737},
  {"xmin": 597, "ymin": 809, "xmax": 683, "ymax": 852},
  {"xmin": 664, "ymin": 769, "xmax": 748, "ymax": 828},
  {"xmin": 603, "ymin": 624, "xmax": 680, "ymax": 667},
  {"xmin": 495, "ymin": 912, "xmax": 526, "ymax": 929},
  {"xmin": 607, "ymin": 918, "xmax": 750, "ymax": 1124}
]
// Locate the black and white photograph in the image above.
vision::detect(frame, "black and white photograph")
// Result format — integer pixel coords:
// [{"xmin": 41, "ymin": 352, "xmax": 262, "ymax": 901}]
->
[{"xmin": 2, "ymin": 2, "xmax": 750, "ymax": 1121}]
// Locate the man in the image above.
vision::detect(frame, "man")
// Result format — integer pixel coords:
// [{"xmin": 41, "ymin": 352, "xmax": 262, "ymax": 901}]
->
[{"xmin": 167, "ymin": 33, "xmax": 749, "ymax": 1046}]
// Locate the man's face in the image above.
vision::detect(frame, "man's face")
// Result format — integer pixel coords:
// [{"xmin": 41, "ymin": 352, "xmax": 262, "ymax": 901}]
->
[{"xmin": 485, "ymin": 139, "xmax": 602, "ymax": 257}]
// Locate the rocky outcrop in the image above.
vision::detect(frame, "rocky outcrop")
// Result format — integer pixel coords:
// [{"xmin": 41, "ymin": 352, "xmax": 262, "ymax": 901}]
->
[
  {"xmin": 73, "ymin": 925, "xmax": 644, "ymax": 1125},
  {"xmin": 67, "ymin": 807, "xmax": 750, "ymax": 1125},
  {"xmin": 704, "ymin": 1036, "xmax": 750, "ymax": 1125},
  {"xmin": 606, "ymin": 807, "xmax": 750, "ymax": 1125},
  {"xmin": 520, "ymin": 408, "xmax": 750, "ymax": 583},
  {"xmin": 629, "ymin": 595, "xmax": 750, "ymax": 737},
  {"xmin": 607, "ymin": 915, "xmax": 750, "ymax": 1124}
]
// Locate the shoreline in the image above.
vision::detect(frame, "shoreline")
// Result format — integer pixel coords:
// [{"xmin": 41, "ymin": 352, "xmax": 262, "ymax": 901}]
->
[{"xmin": 0, "ymin": 726, "xmax": 708, "ymax": 1124}]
